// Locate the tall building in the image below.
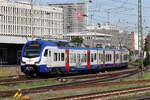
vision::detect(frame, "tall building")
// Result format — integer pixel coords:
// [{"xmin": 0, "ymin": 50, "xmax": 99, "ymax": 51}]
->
[
  {"xmin": 0, "ymin": 0, "xmax": 63, "ymax": 64},
  {"xmin": 0, "ymin": 0, "xmax": 63, "ymax": 39},
  {"xmin": 49, "ymin": 2, "xmax": 88, "ymax": 34}
]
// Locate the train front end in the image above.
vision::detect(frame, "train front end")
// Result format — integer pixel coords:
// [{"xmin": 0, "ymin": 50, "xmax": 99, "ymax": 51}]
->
[{"xmin": 21, "ymin": 41, "xmax": 43, "ymax": 76}]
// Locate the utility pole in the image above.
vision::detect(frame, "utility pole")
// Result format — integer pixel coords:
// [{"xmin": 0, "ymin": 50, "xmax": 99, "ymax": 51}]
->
[
  {"xmin": 30, "ymin": 0, "xmax": 34, "ymax": 40},
  {"xmin": 107, "ymin": 9, "xmax": 110, "ymax": 25},
  {"xmin": 138, "ymin": 0, "xmax": 144, "ymax": 77}
]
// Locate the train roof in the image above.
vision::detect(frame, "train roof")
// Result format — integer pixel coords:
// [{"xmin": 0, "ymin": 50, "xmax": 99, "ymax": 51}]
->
[{"xmin": 26, "ymin": 40, "xmax": 129, "ymax": 52}]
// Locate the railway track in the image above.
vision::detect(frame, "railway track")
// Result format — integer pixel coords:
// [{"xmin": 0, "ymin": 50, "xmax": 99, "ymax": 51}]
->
[
  {"xmin": 127, "ymin": 96, "xmax": 150, "ymax": 100},
  {"xmin": 45, "ymin": 85, "xmax": 150, "ymax": 100},
  {"xmin": 0, "ymin": 65, "xmax": 137, "ymax": 85},
  {"xmin": 0, "ymin": 67, "xmax": 142, "ymax": 97}
]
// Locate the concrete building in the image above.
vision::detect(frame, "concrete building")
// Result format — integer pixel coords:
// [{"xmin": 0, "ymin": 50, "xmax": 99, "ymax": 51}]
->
[
  {"xmin": 49, "ymin": 2, "xmax": 88, "ymax": 34},
  {"xmin": 63, "ymin": 31, "xmax": 112, "ymax": 48},
  {"xmin": 134, "ymin": 32, "xmax": 146, "ymax": 51},
  {"xmin": 86, "ymin": 24, "xmax": 136, "ymax": 50},
  {"xmin": 111, "ymin": 31, "xmax": 135, "ymax": 50},
  {"xmin": 0, "ymin": 0, "xmax": 63, "ymax": 64},
  {"xmin": 86, "ymin": 24, "xmax": 119, "ymax": 35}
]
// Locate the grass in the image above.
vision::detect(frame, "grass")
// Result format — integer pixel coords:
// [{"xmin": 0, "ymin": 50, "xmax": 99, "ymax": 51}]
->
[
  {"xmin": 19, "ymin": 68, "xmax": 150, "ymax": 100},
  {"xmin": 3, "ymin": 68, "xmax": 150, "ymax": 100},
  {"xmin": 0, "ymin": 78, "xmax": 72, "ymax": 91},
  {"xmin": 118, "ymin": 69, "xmax": 150, "ymax": 82},
  {"xmin": 3, "ymin": 82, "xmax": 150, "ymax": 100}
]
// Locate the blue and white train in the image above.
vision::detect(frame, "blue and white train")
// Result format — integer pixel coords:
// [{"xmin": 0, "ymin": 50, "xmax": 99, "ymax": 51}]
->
[{"xmin": 21, "ymin": 40, "xmax": 129, "ymax": 76}]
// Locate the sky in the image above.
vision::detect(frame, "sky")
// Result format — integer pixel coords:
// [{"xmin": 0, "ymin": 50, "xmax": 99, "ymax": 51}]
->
[{"xmin": 14, "ymin": 0, "xmax": 150, "ymax": 34}]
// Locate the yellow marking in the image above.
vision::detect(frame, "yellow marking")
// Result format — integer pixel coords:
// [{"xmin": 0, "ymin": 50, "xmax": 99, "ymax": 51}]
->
[
  {"xmin": 13, "ymin": 92, "xmax": 18, "ymax": 98},
  {"xmin": 17, "ymin": 93, "xmax": 22, "ymax": 99},
  {"xmin": 13, "ymin": 89, "xmax": 22, "ymax": 99}
]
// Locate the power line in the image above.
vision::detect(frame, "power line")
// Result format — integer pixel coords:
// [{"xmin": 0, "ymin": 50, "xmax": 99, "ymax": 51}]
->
[{"xmin": 111, "ymin": 0, "xmax": 150, "ymax": 9}]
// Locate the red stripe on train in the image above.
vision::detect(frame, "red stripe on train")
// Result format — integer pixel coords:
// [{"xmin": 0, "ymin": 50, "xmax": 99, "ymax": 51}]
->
[
  {"xmin": 87, "ymin": 50, "xmax": 91, "ymax": 68},
  {"xmin": 114, "ymin": 51, "xmax": 116, "ymax": 67},
  {"xmin": 103, "ymin": 50, "xmax": 105, "ymax": 67},
  {"xmin": 65, "ymin": 49, "xmax": 69, "ymax": 71}
]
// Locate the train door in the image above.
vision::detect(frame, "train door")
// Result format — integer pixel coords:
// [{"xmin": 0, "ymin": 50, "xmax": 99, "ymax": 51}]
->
[
  {"xmin": 42, "ymin": 48, "xmax": 52, "ymax": 67},
  {"xmin": 69, "ymin": 50, "xmax": 76, "ymax": 68},
  {"xmin": 42, "ymin": 49, "xmax": 48, "ymax": 65},
  {"xmin": 90, "ymin": 50, "xmax": 97, "ymax": 68},
  {"xmin": 97, "ymin": 49, "xmax": 103, "ymax": 68}
]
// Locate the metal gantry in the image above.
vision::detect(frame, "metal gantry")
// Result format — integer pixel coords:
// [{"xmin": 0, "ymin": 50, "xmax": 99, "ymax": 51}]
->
[{"xmin": 138, "ymin": 0, "xmax": 144, "ymax": 77}]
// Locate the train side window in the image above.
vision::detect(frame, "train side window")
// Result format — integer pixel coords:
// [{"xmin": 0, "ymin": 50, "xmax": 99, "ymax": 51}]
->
[
  {"xmin": 106, "ymin": 54, "xmax": 109, "ymax": 62},
  {"xmin": 91, "ymin": 54, "xmax": 94, "ymax": 62},
  {"xmin": 116, "ymin": 54, "xmax": 119, "ymax": 60},
  {"xmin": 58, "ymin": 53, "xmax": 60, "ymax": 61},
  {"xmin": 81, "ymin": 54, "xmax": 84, "ymax": 62},
  {"xmin": 70, "ymin": 53, "xmax": 73, "ymax": 63},
  {"xmin": 73, "ymin": 53, "xmax": 76, "ymax": 63},
  {"xmin": 127, "ymin": 54, "xmax": 129, "ymax": 60},
  {"xmin": 94, "ymin": 53, "xmax": 96, "ymax": 61},
  {"xmin": 99, "ymin": 53, "xmax": 101, "ymax": 61},
  {"xmin": 99, "ymin": 54, "xmax": 103, "ymax": 61},
  {"xmin": 54, "ymin": 53, "xmax": 57, "ymax": 61},
  {"xmin": 44, "ymin": 49, "xmax": 48, "ymax": 57},
  {"xmin": 107, "ymin": 54, "xmax": 109, "ymax": 61},
  {"xmin": 49, "ymin": 51, "xmax": 51, "ymax": 57},
  {"xmin": 124, "ymin": 54, "xmax": 128, "ymax": 60},
  {"xmin": 110, "ymin": 54, "xmax": 112, "ymax": 61},
  {"xmin": 85, "ymin": 54, "xmax": 87, "ymax": 62},
  {"xmin": 77, "ymin": 54, "xmax": 80, "ymax": 62},
  {"xmin": 61, "ymin": 53, "xmax": 64, "ymax": 61}
]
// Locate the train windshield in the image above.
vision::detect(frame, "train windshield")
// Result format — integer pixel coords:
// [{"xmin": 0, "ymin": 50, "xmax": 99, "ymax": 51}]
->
[{"xmin": 23, "ymin": 44, "xmax": 41, "ymax": 58}]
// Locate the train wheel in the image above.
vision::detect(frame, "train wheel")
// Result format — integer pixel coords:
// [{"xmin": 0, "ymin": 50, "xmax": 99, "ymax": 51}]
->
[{"xmin": 33, "ymin": 73, "xmax": 37, "ymax": 77}]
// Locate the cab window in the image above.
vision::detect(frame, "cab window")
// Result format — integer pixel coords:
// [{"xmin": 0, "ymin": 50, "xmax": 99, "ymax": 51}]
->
[{"xmin": 44, "ymin": 49, "xmax": 48, "ymax": 57}]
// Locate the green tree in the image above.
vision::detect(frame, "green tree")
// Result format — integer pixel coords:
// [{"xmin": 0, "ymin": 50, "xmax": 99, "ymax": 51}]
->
[
  {"xmin": 144, "ymin": 37, "xmax": 149, "ymax": 65},
  {"xmin": 144, "ymin": 37, "xmax": 148, "ymax": 52},
  {"xmin": 71, "ymin": 36, "xmax": 83, "ymax": 44}
]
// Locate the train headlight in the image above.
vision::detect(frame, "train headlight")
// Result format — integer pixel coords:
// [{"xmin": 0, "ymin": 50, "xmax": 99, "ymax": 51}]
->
[
  {"xmin": 35, "ymin": 61, "xmax": 40, "ymax": 64},
  {"xmin": 21, "ymin": 61, "xmax": 26, "ymax": 64}
]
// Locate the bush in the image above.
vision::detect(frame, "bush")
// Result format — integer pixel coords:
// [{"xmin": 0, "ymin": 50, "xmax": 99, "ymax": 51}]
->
[{"xmin": 144, "ymin": 58, "xmax": 150, "ymax": 66}]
